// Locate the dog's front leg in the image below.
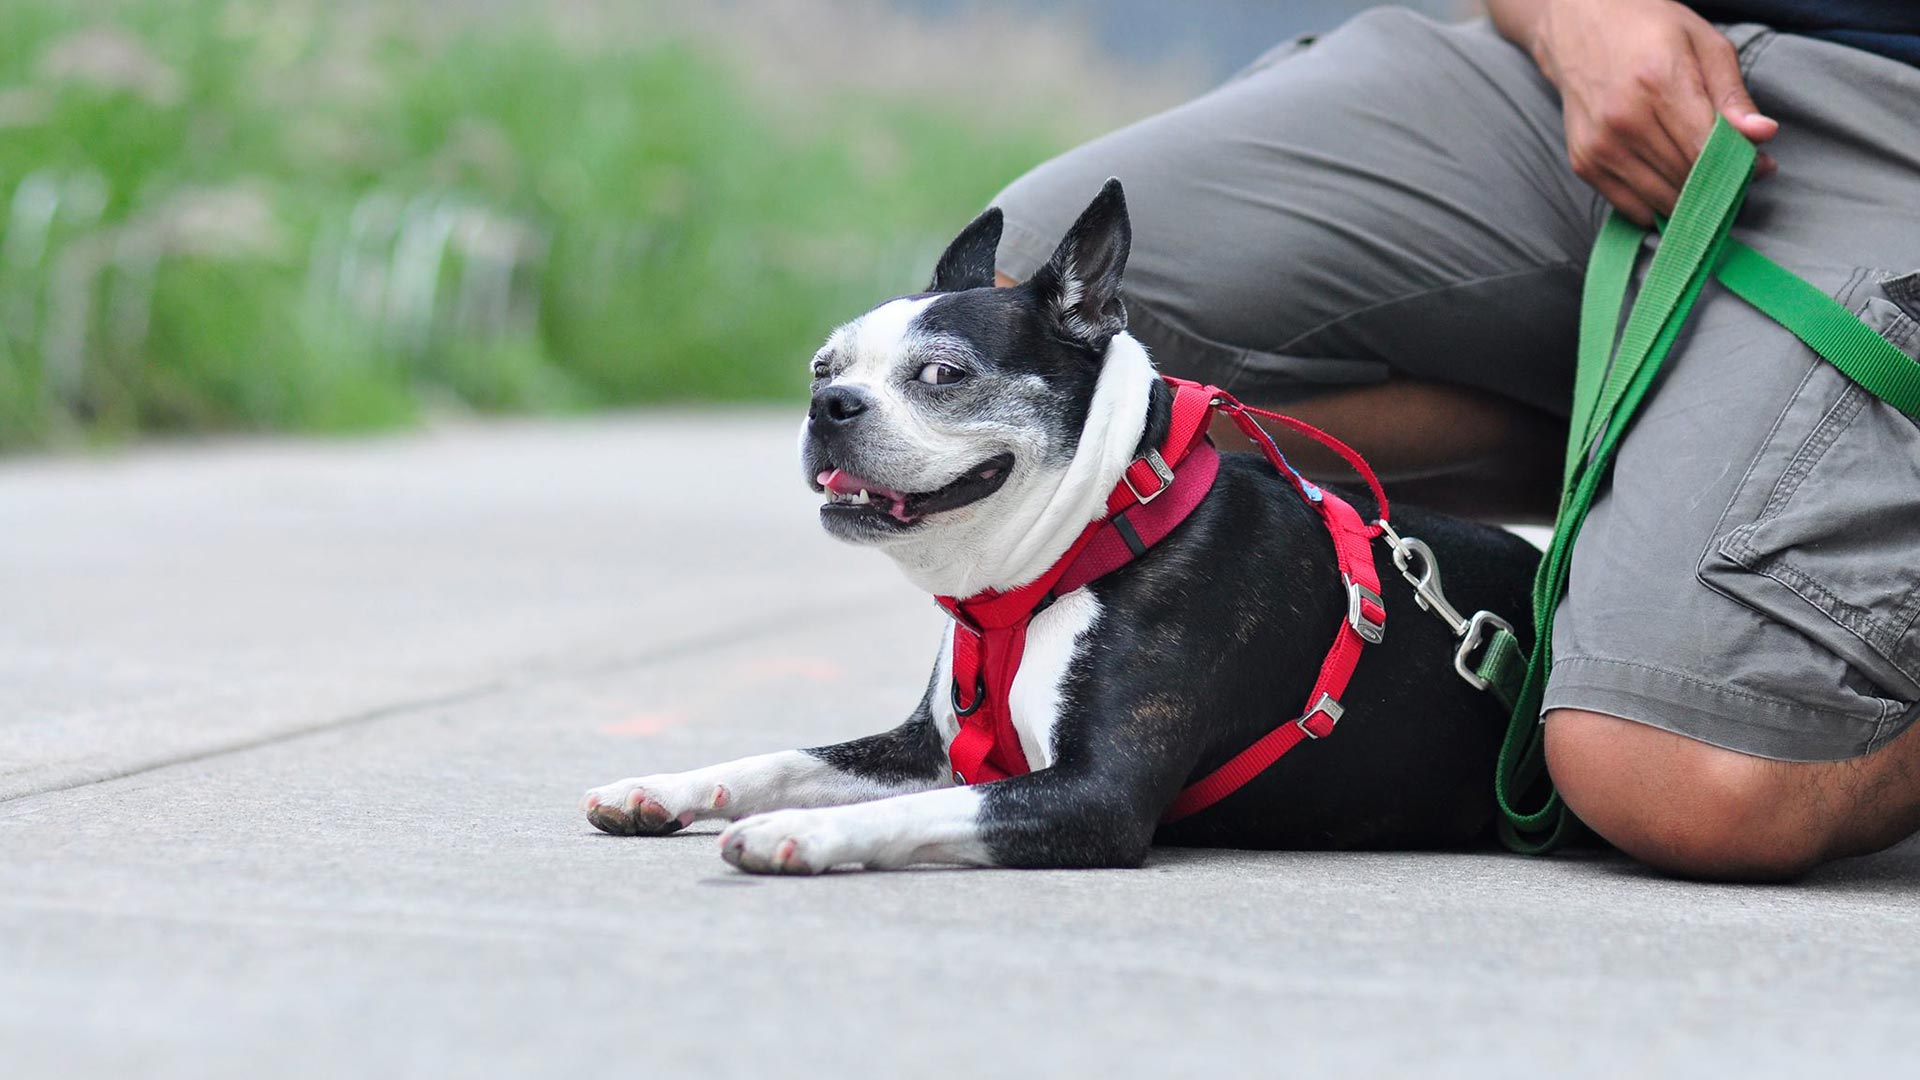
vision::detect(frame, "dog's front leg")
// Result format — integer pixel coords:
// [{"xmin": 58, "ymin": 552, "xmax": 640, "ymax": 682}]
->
[
  {"xmin": 582, "ymin": 695, "xmax": 947, "ymax": 836},
  {"xmin": 718, "ymin": 766, "xmax": 1166, "ymax": 874}
]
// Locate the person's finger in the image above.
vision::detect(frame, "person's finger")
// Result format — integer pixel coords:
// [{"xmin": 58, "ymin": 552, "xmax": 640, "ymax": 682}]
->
[
  {"xmin": 1639, "ymin": 104, "xmax": 1699, "ymax": 189},
  {"xmin": 1688, "ymin": 25, "xmax": 1778, "ymax": 142},
  {"xmin": 1755, "ymin": 152, "xmax": 1777, "ymax": 179},
  {"xmin": 1600, "ymin": 147, "xmax": 1679, "ymax": 219},
  {"xmin": 1593, "ymin": 166, "xmax": 1657, "ymax": 226},
  {"xmin": 1660, "ymin": 34, "xmax": 1728, "ymax": 160},
  {"xmin": 1583, "ymin": 90, "xmax": 1688, "ymax": 195}
]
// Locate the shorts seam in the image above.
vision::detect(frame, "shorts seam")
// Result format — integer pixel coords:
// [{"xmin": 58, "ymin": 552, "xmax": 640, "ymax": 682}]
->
[
  {"xmin": 1871, "ymin": 694, "xmax": 1893, "ymax": 748},
  {"xmin": 1698, "ymin": 362, "xmax": 1816, "ymax": 558},
  {"xmin": 1546, "ymin": 655, "xmax": 1892, "ymax": 760},
  {"xmin": 1716, "ymin": 538, "xmax": 1918, "ymax": 681},
  {"xmin": 1734, "ymin": 26, "xmax": 1779, "ymax": 75},
  {"xmin": 1756, "ymin": 382, "xmax": 1863, "ymax": 520},
  {"xmin": 1550, "ymin": 654, "xmax": 1841, "ymax": 710},
  {"xmin": 1266, "ymin": 260, "xmax": 1586, "ymax": 359}
]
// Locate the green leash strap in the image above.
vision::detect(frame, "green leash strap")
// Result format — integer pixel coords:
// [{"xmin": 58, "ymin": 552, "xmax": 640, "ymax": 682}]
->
[
  {"xmin": 1490, "ymin": 118, "xmax": 1920, "ymax": 854},
  {"xmin": 1474, "ymin": 628, "xmax": 1526, "ymax": 714},
  {"xmin": 1717, "ymin": 243, "xmax": 1920, "ymax": 413}
]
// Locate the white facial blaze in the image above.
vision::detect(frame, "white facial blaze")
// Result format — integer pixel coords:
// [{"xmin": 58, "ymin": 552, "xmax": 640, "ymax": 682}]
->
[
  {"xmin": 814, "ymin": 297, "xmax": 974, "ymax": 494},
  {"xmin": 819, "ymin": 298, "xmax": 1042, "ymax": 501}
]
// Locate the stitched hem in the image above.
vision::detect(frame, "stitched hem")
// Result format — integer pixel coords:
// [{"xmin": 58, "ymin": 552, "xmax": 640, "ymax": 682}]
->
[{"xmin": 1542, "ymin": 655, "xmax": 1908, "ymax": 762}]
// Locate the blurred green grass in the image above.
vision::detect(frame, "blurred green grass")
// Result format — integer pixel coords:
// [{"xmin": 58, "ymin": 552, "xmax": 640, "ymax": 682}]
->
[{"xmin": 0, "ymin": 0, "xmax": 1068, "ymax": 449}]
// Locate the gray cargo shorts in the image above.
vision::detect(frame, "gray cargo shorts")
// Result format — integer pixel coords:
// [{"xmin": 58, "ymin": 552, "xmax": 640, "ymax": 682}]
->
[{"xmin": 990, "ymin": 8, "xmax": 1920, "ymax": 762}]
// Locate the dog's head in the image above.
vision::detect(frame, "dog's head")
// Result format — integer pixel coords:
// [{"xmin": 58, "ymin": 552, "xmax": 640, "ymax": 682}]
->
[{"xmin": 799, "ymin": 179, "xmax": 1162, "ymax": 596}]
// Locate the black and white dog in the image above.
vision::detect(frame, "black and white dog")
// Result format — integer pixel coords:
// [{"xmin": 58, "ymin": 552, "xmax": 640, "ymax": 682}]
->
[{"xmin": 583, "ymin": 181, "xmax": 1539, "ymax": 872}]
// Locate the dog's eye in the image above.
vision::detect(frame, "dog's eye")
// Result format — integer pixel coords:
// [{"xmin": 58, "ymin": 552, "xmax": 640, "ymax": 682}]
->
[
  {"xmin": 916, "ymin": 362, "xmax": 966, "ymax": 386},
  {"xmin": 810, "ymin": 358, "xmax": 830, "ymax": 380}
]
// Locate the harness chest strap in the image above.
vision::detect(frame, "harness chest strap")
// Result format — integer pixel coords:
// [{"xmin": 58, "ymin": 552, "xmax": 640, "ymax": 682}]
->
[
  {"xmin": 935, "ymin": 377, "xmax": 1391, "ymax": 822},
  {"xmin": 936, "ymin": 379, "xmax": 1220, "ymax": 787}
]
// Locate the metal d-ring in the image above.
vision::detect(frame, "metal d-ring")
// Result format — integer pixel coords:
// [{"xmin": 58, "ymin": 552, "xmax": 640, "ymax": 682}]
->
[
  {"xmin": 951, "ymin": 673, "xmax": 987, "ymax": 717},
  {"xmin": 1454, "ymin": 609, "xmax": 1517, "ymax": 691}
]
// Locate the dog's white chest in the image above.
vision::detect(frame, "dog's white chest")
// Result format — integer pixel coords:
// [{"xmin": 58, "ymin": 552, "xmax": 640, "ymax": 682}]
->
[{"xmin": 930, "ymin": 588, "xmax": 1102, "ymax": 773}]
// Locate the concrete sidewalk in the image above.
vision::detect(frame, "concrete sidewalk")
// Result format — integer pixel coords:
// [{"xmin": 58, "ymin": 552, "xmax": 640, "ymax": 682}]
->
[{"xmin": 3, "ymin": 412, "xmax": 1915, "ymax": 1078}]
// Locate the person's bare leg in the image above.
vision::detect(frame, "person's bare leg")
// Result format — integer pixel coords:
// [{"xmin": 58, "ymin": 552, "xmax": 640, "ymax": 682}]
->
[
  {"xmin": 1545, "ymin": 708, "xmax": 1920, "ymax": 881},
  {"xmin": 1213, "ymin": 381, "xmax": 1563, "ymax": 524},
  {"xmin": 995, "ymin": 271, "xmax": 1561, "ymax": 522}
]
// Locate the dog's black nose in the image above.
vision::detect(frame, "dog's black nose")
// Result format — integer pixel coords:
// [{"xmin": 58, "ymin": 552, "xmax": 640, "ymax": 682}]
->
[{"xmin": 809, "ymin": 385, "xmax": 870, "ymax": 428}]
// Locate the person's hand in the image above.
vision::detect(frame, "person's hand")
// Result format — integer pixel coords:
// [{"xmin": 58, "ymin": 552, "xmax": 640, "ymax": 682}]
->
[{"xmin": 1504, "ymin": 0, "xmax": 1778, "ymax": 224}]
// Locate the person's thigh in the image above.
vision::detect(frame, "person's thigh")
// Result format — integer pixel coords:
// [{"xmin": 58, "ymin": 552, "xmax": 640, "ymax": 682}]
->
[
  {"xmin": 989, "ymin": 8, "xmax": 1597, "ymax": 417},
  {"xmin": 1545, "ymin": 26, "xmax": 1920, "ymax": 765}
]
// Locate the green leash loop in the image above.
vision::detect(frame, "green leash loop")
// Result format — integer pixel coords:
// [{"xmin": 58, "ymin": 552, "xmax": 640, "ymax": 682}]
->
[{"xmin": 1489, "ymin": 118, "xmax": 1920, "ymax": 854}]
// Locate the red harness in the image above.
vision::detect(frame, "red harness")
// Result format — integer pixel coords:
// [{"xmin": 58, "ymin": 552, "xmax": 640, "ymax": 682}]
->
[{"xmin": 933, "ymin": 376, "xmax": 1390, "ymax": 822}]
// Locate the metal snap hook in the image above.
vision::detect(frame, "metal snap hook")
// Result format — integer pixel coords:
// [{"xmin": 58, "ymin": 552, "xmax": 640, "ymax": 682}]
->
[{"xmin": 1384, "ymin": 532, "xmax": 1470, "ymax": 636}]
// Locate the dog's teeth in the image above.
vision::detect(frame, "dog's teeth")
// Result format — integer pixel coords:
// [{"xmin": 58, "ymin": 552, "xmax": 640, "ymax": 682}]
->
[{"xmin": 825, "ymin": 487, "xmax": 873, "ymax": 507}]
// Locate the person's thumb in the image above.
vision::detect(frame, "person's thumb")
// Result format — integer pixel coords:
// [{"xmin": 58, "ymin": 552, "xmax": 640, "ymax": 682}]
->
[{"xmin": 1693, "ymin": 27, "xmax": 1778, "ymax": 141}]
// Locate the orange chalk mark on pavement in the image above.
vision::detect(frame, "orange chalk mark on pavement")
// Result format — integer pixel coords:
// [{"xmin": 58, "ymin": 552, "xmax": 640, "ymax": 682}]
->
[
  {"xmin": 743, "ymin": 656, "xmax": 845, "ymax": 682},
  {"xmin": 599, "ymin": 712, "xmax": 682, "ymax": 737}
]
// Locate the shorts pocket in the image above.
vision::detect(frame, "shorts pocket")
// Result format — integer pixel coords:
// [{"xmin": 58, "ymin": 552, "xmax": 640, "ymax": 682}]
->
[{"xmin": 1698, "ymin": 269, "xmax": 1920, "ymax": 701}]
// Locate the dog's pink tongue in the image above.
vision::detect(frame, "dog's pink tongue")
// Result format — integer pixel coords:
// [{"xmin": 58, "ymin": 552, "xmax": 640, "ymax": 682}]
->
[
  {"xmin": 820, "ymin": 469, "xmax": 897, "ymax": 498},
  {"xmin": 819, "ymin": 469, "xmax": 866, "ymax": 495}
]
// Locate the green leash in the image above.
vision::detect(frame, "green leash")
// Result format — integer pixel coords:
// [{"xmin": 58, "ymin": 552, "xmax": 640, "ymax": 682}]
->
[{"xmin": 1485, "ymin": 118, "xmax": 1920, "ymax": 854}]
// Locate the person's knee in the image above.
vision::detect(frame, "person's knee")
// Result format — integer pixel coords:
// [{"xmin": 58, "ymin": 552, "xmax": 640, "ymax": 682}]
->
[{"xmin": 1544, "ymin": 709, "xmax": 1833, "ymax": 881}]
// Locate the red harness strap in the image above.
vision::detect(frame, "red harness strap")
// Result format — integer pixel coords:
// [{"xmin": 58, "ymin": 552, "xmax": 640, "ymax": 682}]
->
[
  {"xmin": 934, "ymin": 377, "xmax": 1390, "ymax": 820},
  {"xmin": 936, "ymin": 380, "xmax": 1219, "ymax": 785}
]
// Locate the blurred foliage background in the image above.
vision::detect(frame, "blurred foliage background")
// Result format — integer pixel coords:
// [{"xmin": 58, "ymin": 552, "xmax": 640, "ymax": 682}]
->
[{"xmin": 0, "ymin": 0, "xmax": 1456, "ymax": 450}]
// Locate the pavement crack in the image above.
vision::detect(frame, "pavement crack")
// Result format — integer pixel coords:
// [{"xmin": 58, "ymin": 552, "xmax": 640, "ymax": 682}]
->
[{"xmin": 2, "ymin": 591, "xmax": 898, "ymax": 806}]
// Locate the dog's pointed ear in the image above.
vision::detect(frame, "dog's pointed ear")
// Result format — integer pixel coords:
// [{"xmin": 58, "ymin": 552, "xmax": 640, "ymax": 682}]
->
[
  {"xmin": 1031, "ymin": 178, "xmax": 1130, "ymax": 352},
  {"xmin": 927, "ymin": 207, "xmax": 1004, "ymax": 293}
]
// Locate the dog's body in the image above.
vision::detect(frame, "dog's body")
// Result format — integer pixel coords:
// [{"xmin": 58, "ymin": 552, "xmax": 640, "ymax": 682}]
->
[{"xmin": 584, "ymin": 181, "xmax": 1539, "ymax": 872}]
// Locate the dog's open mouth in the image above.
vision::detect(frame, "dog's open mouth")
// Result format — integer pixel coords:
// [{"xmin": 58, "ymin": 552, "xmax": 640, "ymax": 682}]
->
[{"xmin": 814, "ymin": 452, "xmax": 1015, "ymax": 529}]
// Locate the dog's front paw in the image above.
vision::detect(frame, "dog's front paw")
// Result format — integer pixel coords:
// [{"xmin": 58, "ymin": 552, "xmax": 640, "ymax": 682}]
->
[
  {"xmin": 581, "ymin": 775, "xmax": 725, "ymax": 837},
  {"xmin": 717, "ymin": 810, "xmax": 850, "ymax": 875}
]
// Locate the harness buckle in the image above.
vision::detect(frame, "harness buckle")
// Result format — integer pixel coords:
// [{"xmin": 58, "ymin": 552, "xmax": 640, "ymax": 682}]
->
[
  {"xmin": 1454, "ymin": 609, "xmax": 1516, "ymax": 691},
  {"xmin": 1123, "ymin": 448, "xmax": 1176, "ymax": 504},
  {"xmin": 1345, "ymin": 578, "xmax": 1387, "ymax": 644},
  {"xmin": 937, "ymin": 598, "xmax": 982, "ymax": 636},
  {"xmin": 1297, "ymin": 693, "xmax": 1344, "ymax": 739}
]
